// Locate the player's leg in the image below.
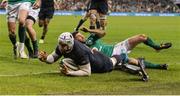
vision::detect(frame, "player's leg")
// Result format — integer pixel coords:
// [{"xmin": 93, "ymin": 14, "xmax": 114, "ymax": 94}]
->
[
  {"xmin": 38, "ymin": 19, "xmax": 44, "ymax": 27},
  {"xmin": 38, "ymin": 19, "xmax": 45, "ymax": 43},
  {"xmin": 99, "ymin": 13, "xmax": 107, "ymax": 30},
  {"xmin": 7, "ymin": 3, "xmax": 19, "ymax": 59},
  {"xmin": 127, "ymin": 34, "xmax": 172, "ymax": 51},
  {"xmin": 98, "ymin": 1, "xmax": 108, "ymax": 30},
  {"xmin": 126, "ymin": 57, "xmax": 149, "ymax": 81},
  {"xmin": 75, "ymin": 11, "xmax": 90, "ymax": 31},
  {"xmin": 26, "ymin": 18, "xmax": 38, "ymax": 58},
  {"xmin": 111, "ymin": 55, "xmax": 149, "ymax": 81},
  {"xmin": 24, "ymin": 34, "xmax": 33, "ymax": 58},
  {"xmin": 26, "ymin": 8, "xmax": 40, "ymax": 58},
  {"xmin": 100, "ymin": 15, "xmax": 107, "ymax": 30},
  {"xmin": 8, "ymin": 22, "xmax": 18, "ymax": 59},
  {"xmin": 144, "ymin": 60, "xmax": 168, "ymax": 70},
  {"xmin": 89, "ymin": 9, "xmax": 98, "ymax": 29},
  {"xmin": 113, "ymin": 42, "xmax": 169, "ymax": 70},
  {"xmin": 38, "ymin": 9, "xmax": 45, "ymax": 43},
  {"xmin": 17, "ymin": 2, "xmax": 32, "ymax": 58},
  {"xmin": 39, "ymin": 8, "xmax": 54, "ymax": 43},
  {"xmin": 39, "ymin": 18, "xmax": 50, "ymax": 43},
  {"xmin": 75, "ymin": 1, "xmax": 92, "ymax": 31}
]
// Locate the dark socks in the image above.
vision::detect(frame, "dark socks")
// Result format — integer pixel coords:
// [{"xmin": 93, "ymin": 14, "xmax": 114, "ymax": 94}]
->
[
  {"xmin": 25, "ymin": 36, "xmax": 33, "ymax": 55},
  {"xmin": 32, "ymin": 40, "xmax": 38, "ymax": 52},
  {"xmin": 96, "ymin": 21, "xmax": 101, "ymax": 29},
  {"xmin": 9, "ymin": 34, "xmax": 16, "ymax": 46},
  {"xmin": 144, "ymin": 60, "xmax": 162, "ymax": 69},
  {"xmin": 18, "ymin": 25, "xmax": 26, "ymax": 43},
  {"xmin": 76, "ymin": 19, "xmax": 86, "ymax": 31},
  {"xmin": 144, "ymin": 37, "xmax": 161, "ymax": 50},
  {"xmin": 41, "ymin": 35, "xmax": 45, "ymax": 40},
  {"xmin": 89, "ymin": 26, "xmax": 95, "ymax": 29}
]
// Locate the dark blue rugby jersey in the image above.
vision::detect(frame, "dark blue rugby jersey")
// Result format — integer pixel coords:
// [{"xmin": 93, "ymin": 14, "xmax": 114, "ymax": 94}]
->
[{"xmin": 55, "ymin": 40, "xmax": 113, "ymax": 73}]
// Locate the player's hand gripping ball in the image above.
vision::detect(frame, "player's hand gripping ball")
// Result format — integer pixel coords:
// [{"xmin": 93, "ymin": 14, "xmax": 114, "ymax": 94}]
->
[{"xmin": 38, "ymin": 51, "xmax": 48, "ymax": 62}]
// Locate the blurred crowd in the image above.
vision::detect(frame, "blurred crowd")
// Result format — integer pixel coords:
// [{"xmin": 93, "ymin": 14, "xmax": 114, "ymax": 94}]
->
[
  {"xmin": 56, "ymin": 0, "xmax": 87, "ymax": 11},
  {"xmin": 0, "ymin": 0, "xmax": 179, "ymax": 13},
  {"xmin": 111, "ymin": 0, "xmax": 179, "ymax": 13}
]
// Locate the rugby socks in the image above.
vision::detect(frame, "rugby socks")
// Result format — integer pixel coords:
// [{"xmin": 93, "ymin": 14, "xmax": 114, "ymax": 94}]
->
[
  {"xmin": 144, "ymin": 37, "xmax": 161, "ymax": 49},
  {"xmin": 96, "ymin": 20, "xmax": 101, "ymax": 29},
  {"xmin": 76, "ymin": 19, "xmax": 86, "ymax": 31},
  {"xmin": 9, "ymin": 34, "xmax": 16, "ymax": 46},
  {"xmin": 40, "ymin": 26, "xmax": 48, "ymax": 40},
  {"xmin": 89, "ymin": 26, "xmax": 95, "ymax": 29},
  {"xmin": 18, "ymin": 25, "xmax": 26, "ymax": 43},
  {"xmin": 144, "ymin": 60, "xmax": 162, "ymax": 69},
  {"xmin": 25, "ymin": 36, "xmax": 33, "ymax": 55},
  {"xmin": 32, "ymin": 40, "xmax": 38, "ymax": 52},
  {"xmin": 32, "ymin": 40, "xmax": 38, "ymax": 58},
  {"xmin": 40, "ymin": 36, "xmax": 45, "ymax": 40}
]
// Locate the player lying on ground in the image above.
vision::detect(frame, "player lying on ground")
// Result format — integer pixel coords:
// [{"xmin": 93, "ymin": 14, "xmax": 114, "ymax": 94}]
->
[
  {"xmin": 38, "ymin": 32, "xmax": 149, "ymax": 81},
  {"xmin": 72, "ymin": 26, "xmax": 172, "ymax": 72}
]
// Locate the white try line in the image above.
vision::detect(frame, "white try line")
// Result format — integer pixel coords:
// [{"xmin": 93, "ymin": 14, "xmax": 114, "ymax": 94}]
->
[{"xmin": 0, "ymin": 71, "xmax": 60, "ymax": 77}]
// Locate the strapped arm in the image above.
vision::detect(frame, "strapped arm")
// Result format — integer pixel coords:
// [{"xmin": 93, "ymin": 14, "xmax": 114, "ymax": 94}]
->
[
  {"xmin": 66, "ymin": 63, "xmax": 91, "ymax": 76},
  {"xmin": 46, "ymin": 51, "xmax": 61, "ymax": 64}
]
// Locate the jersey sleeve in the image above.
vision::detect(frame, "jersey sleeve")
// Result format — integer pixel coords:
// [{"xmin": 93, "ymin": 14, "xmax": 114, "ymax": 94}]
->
[{"xmin": 85, "ymin": 34, "xmax": 100, "ymax": 46}]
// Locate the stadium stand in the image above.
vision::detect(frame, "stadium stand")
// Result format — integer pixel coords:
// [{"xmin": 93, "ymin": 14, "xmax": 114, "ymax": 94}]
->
[{"xmin": 0, "ymin": 0, "xmax": 179, "ymax": 13}]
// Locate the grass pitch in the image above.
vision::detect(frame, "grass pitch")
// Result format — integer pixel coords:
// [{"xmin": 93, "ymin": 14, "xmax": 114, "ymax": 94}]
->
[{"xmin": 0, "ymin": 15, "xmax": 180, "ymax": 95}]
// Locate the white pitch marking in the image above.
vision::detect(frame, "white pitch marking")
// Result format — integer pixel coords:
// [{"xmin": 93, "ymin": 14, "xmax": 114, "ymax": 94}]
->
[{"xmin": 0, "ymin": 71, "xmax": 59, "ymax": 77}]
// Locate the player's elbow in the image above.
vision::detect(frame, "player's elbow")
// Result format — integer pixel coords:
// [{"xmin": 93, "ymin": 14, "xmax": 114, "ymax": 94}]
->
[
  {"xmin": 97, "ymin": 29, "xmax": 106, "ymax": 38},
  {"xmin": 79, "ymin": 63, "xmax": 92, "ymax": 76},
  {"xmin": 85, "ymin": 70, "xmax": 91, "ymax": 76},
  {"xmin": 99, "ymin": 30, "xmax": 106, "ymax": 38},
  {"xmin": 102, "ymin": 31, "xmax": 106, "ymax": 37}
]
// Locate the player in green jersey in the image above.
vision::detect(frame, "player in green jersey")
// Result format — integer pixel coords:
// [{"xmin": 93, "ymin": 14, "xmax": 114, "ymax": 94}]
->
[
  {"xmin": 73, "ymin": 26, "xmax": 172, "ymax": 72},
  {"xmin": 1, "ymin": 0, "xmax": 40, "ymax": 59}
]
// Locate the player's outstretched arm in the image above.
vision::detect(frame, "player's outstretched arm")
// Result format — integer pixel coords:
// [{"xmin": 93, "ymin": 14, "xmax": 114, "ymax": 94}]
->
[
  {"xmin": 38, "ymin": 51, "xmax": 48, "ymax": 62},
  {"xmin": 38, "ymin": 51, "xmax": 60, "ymax": 64}
]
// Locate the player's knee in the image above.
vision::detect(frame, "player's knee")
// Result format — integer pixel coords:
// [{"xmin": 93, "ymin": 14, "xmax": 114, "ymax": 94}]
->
[
  {"xmin": 138, "ymin": 34, "xmax": 147, "ymax": 41},
  {"xmin": 90, "ymin": 13, "xmax": 96, "ymax": 21},
  {"xmin": 26, "ymin": 24, "xmax": 32, "ymax": 31},
  {"xmin": 18, "ymin": 19, "xmax": 26, "ymax": 26},
  {"xmin": 38, "ymin": 20, "xmax": 43, "ymax": 27},
  {"xmin": 100, "ymin": 20, "xmax": 107, "ymax": 27},
  {"xmin": 9, "ymin": 32, "xmax": 16, "ymax": 38},
  {"xmin": 9, "ymin": 27, "xmax": 16, "ymax": 33},
  {"xmin": 100, "ymin": 15, "xmax": 107, "ymax": 28}
]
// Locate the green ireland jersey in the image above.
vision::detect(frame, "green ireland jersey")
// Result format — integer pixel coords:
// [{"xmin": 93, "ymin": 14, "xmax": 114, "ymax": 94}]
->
[
  {"xmin": 8, "ymin": 0, "xmax": 35, "ymax": 4},
  {"xmin": 85, "ymin": 34, "xmax": 114, "ymax": 57}
]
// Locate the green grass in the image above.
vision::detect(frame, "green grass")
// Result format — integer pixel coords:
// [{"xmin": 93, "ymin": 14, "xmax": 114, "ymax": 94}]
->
[{"xmin": 0, "ymin": 15, "xmax": 180, "ymax": 95}]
